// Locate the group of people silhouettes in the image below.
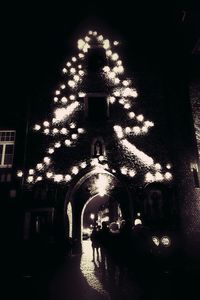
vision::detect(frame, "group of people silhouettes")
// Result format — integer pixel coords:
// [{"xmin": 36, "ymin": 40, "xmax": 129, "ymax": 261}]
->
[{"xmin": 90, "ymin": 219, "xmax": 151, "ymax": 277}]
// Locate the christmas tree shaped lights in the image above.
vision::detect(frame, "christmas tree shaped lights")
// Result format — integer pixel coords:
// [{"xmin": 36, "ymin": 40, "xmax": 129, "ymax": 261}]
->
[{"xmin": 17, "ymin": 30, "xmax": 173, "ymax": 184}]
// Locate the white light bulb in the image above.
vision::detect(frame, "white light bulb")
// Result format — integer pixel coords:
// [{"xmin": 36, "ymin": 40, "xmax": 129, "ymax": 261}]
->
[
  {"xmin": 71, "ymin": 134, "xmax": 78, "ymax": 140},
  {"xmin": 80, "ymin": 162, "xmax": 87, "ymax": 168},
  {"xmin": 34, "ymin": 124, "xmax": 41, "ymax": 131},
  {"xmin": 43, "ymin": 121, "xmax": 49, "ymax": 127},
  {"xmin": 68, "ymin": 80, "xmax": 76, "ymax": 88},
  {"xmin": 129, "ymin": 112, "xmax": 135, "ymax": 119},
  {"xmin": 17, "ymin": 170, "xmax": 23, "ymax": 177},
  {"xmin": 62, "ymin": 68, "xmax": 67, "ymax": 73},
  {"xmin": 61, "ymin": 84, "xmax": 66, "ymax": 89},
  {"xmin": 72, "ymin": 166, "xmax": 79, "ymax": 174},
  {"xmin": 137, "ymin": 114, "xmax": 144, "ymax": 122},
  {"xmin": 65, "ymin": 139, "xmax": 71, "ymax": 146},
  {"xmin": 46, "ymin": 172, "xmax": 53, "ymax": 178},
  {"xmin": 27, "ymin": 176, "xmax": 34, "ymax": 183},
  {"xmin": 48, "ymin": 148, "xmax": 54, "ymax": 154},
  {"xmin": 55, "ymin": 142, "xmax": 61, "ymax": 148},
  {"xmin": 36, "ymin": 163, "xmax": 43, "ymax": 170},
  {"xmin": 60, "ymin": 128, "xmax": 68, "ymax": 134},
  {"xmin": 43, "ymin": 157, "xmax": 51, "ymax": 164},
  {"xmin": 54, "ymin": 97, "xmax": 58, "ymax": 102},
  {"xmin": 29, "ymin": 169, "xmax": 35, "ymax": 175},
  {"xmin": 78, "ymin": 128, "xmax": 85, "ymax": 133},
  {"xmin": 70, "ymin": 67, "xmax": 76, "ymax": 74},
  {"xmin": 66, "ymin": 62, "xmax": 71, "ymax": 67},
  {"xmin": 69, "ymin": 95, "xmax": 76, "ymax": 100},
  {"xmin": 111, "ymin": 53, "xmax": 119, "ymax": 61},
  {"xmin": 65, "ymin": 174, "xmax": 72, "ymax": 182},
  {"xmin": 61, "ymin": 97, "xmax": 68, "ymax": 104},
  {"xmin": 44, "ymin": 129, "xmax": 50, "ymax": 135},
  {"xmin": 72, "ymin": 56, "xmax": 77, "ymax": 62},
  {"xmin": 55, "ymin": 90, "xmax": 60, "ymax": 95}
]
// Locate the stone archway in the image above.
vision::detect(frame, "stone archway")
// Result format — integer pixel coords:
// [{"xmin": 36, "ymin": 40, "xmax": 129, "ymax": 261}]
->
[{"xmin": 64, "ymin": 168, "xmax": 133, "ymax": 252}]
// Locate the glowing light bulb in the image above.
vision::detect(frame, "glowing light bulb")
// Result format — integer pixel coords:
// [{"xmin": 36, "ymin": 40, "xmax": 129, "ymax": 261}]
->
[
  {"xmin": 48, "ymin": 148, "xmax": 54, "ymax": 154},
  {"xmin": 129, "ymin": 112, "xmax": 135, "ymax": 119},
  {"xmin": 77, "ymin": 39, "xmax": 85, "ymax": 50},
  {"xmin": 137, "ymin": 114, "xmax": 144, "ymax": 122},
  {"xmin": 54, "ymin": 97, "xmax": 58, "ymax": 102},
  {"xmin": 46, "ymin": 172, "xmax": 53, "ymax": 178},
  {"xmin": 69, "ymin": 95, "xmax": 76, "ymax": 100},
  {"xmin": 91, "ymin": 158, "xmax": 99, "ymax": 166},
  {"xmin": 111, "ymin": 53, "xmax": 119, "ymax": 61},
  {"xmin": 34, "ymin": 124, "xmax": 41, "ymax": 131},
  {"xmin": 155, "ymin": 163, "xmax": 162, "ymax": 170},
  {"xmin": 103, "ymin": 66, "xmax": 110, "ymax": 72},
  {"xmin": 27, "ymin": 176, "xmax": 34, "ymax": 183},
  {"xmin": 70, "ymin": 123, "xmax": 76, "ymax": 129},
  {"xmin": 108, "ymin": 96, "xmax": 116, "ymax": 104},
  {"xmin": 36, "ymin": 163, "xmax": 43, "ymax": 170},
  {"xmin": 145, "ymin": 172, "xmax": 154, "ymax": 182},
  {"xmin": 68, "ymin": 80, "xmax": 76, "ymax": 88},
  {"xmin": 65, "ymin": 174, "xmax": 72, "ymax": 182},
  {"xmin": 54, "ymin": 174, "xmax": 63, "ymax": 182},
  {"xmin": 55, "ymin": 90, "xmax": 60, "ymax": 95},
  {"xmin": 78, "ymin": 92, "xmax": 86, "ymax": 97},
  {"xmin": 80, "ymin": 162, "xmax": 87, "ymax": 168},
  {"xmin": 69, "ymin": 68, "xmax": 75, "ymax": 75},
  {"xmin": 133, "ymin": 127, "xmax": 141, "ymax": 134},
  {"xmin": 78, "ymin": 128, "xmax": 85, "ymax": 133},
  {"xmin": 17, "ymin": 170, "xmax": 23, "ymax": 177},
  {"xmin": 65, "ymin": 139, "xmax": 71, "ymax": 146},
  {"xmin": 71, "ymin": 134, "xmax": 78, "ymax": 140},
  {"xmin": 129, "ymin": 170, "xmax": 136, "ymax": 177},
  {"xmin": 165, "ymin": 172, "xmax": 172, "ymax": 180},
  {"xmin": 113, "ymin": 41, "xmax": 119, "ymax": 45},
  {"xmin": 103, "ymin": 39, "xmax": 110, "ymax": 49},
  {"xmin": 43, "ymin": 121, "xmax": 49, "ymax": 127},
  {"xmin": 166, "ymin": 164, "xmax": 172, "ymax": 169},
  {"xmin": 44, "ymin": 129, "xmax": 50, "ymax": 135},
  {"xmin": 106, "ymin": 50, "xmax": 112, "ymax": 56},
  {"xmin": 72, "ymin": 56, "xmax": 77, "ymax": 62},
  {"xmin": 43, "ymin": 157, "xmax": 51, "ymax": 164},
  {"xmin": 155, "ymin": 172, "xmax": 164, "ymax": 181},
  {"xmin": 66, "ymin": 62, "xmax": 71, "ymax": 67},
  {"xmin": 74, "ymin": 75, "xmax": 80, "ymax": 82},
  {"xmin": 85, "ymin": 36, "xmax": 90, "ymax": 42},
  {"xmin": 116, "ymin": 60, "xmax": 122, "ymax": 66},
  {"xmin": 60, "ymin": 128, "xmax": 68, "ymax": 134},
  {"xmin": 52, "ymin": 128, "xmax": 59, "ymax": 134},
  {"xmin": 62, "ymin": 68, "xmax": 67, "ymax": 73},
  {"xmin": 61, "ymin": 97, "xmax": 68, "ymax": 104},
  {"xmin": 125, "ymin": 127, "xmax": 131, "ymax": 134},
  {"xmin": 124, "ymin": 103, "xmax": 131, "ymax": 109},
  {"xmin": 29, "ymin": 169, "xmax": 34, "ymax": 175},
  {"xmin": 114, "ymin": 125, "xmax": 124, "ymax": 139},
  {"xmin": 55, "ymin": 142, "xmax": 61, "ymax": 148},
  {"xmin": 61, "ymin": 84, "xmax": 66, "ymax": 89},
  {"xmin": 78, "ymin": 70, "xmax": 85, "ymax": 76},
  {"xmin": 97, "ymin": 35, "xmax": 104, "ymax": 41},
  {"xmin": 121, "ymin": 167, "xmax": 128, "ymax": 175},
  {"xmin": 72, "ymin": 166, "xmax": 79, "ymax": 174}
]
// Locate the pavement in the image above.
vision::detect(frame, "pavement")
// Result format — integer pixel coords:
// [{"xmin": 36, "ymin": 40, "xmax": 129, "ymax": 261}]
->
[{"xmin": 3, "ymin": 240, "xmax": 200, "ymax": 300}]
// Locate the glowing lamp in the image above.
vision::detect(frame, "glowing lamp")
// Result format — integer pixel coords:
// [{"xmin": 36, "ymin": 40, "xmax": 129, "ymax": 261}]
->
[
  {"xmin": 48, "ymin": 148, "xmax": 54, "ymax": 154},
  {"xmin": 29, "ymin": 169, "xmax": 35, "ymax": 175},
  {"xmin": 34, "ymin": 124, "xmax": 41, "ymax": 131},
  {"xmin": 36, "ymin": 163, "xmax": 43, "ymax": 170},
  {"xmin": 65, "ymin": 139, "xmax": 71, "ymax": 146},
  {"xmin": 55, "ymin": 142, "xmax": 61, "ymax": 148},
  {"xmin": 65, "ymin": 174, "xmax": 72, "ymax": 182},
  {"xmin": 17, "ymin": 170, "xmax": 23, "ymax": 177},
  {"xmin": 43, "ymin": 157, "xmax": 50, "ymax": 164},
  {"xmin": 72, "ymin": 166, "xmax": 79, "ymax": 175},
  {"xmin": 43, "ymin": 121, "xmax": 49, "ymax": 127},
  {"xmin": 27, "ymin": 176, "xmax": 34, "ymax": 183},
  {"xmin": 46, "ymin": 172, "xmax": 53, "ymax": 178}
]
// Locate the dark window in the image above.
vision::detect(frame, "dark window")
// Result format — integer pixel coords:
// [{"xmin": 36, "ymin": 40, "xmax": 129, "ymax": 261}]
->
[
  {"xmin": 88, "ymin": 97, "xmax": 108, "ymax": 122},
  {"xmin": 4, "ymin": 145, "xmax": 14, "ymax": 165},
  {"xmin": 87, "ymin": 48, "xmax": 107, "ymax": 73}
]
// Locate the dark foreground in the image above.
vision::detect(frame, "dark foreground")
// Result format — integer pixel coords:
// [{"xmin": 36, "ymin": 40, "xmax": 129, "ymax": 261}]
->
[{"xmin": 3, "ymin": 240, "xmax": 200, "ymax": 300}]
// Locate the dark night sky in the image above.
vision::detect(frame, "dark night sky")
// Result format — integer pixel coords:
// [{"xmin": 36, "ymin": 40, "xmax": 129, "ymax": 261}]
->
[{"xmin": 1, "ymin": 1, "xmax": 199, "ymax": 124}]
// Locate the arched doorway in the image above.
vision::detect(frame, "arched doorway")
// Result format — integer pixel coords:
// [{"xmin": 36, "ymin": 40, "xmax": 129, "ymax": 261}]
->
[{"xmin": 64, "ymin": 168, "xmax": 132, "ymax": 252}]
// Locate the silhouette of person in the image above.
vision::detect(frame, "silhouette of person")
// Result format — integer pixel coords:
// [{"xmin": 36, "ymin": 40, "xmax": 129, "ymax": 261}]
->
[{"xmin": 90, "ymin": 226, "xmax": 100, "ymax": 262}]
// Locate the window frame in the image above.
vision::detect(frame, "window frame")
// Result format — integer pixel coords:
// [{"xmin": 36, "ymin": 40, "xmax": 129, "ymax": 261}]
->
[{"xmin": 0, "ymin": 130, "xmax": 16, "ymax": 168}]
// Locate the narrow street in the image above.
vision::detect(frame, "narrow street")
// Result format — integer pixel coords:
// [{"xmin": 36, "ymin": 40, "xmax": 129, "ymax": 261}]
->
[{"xmin": 4, "ymin": 240, "xmax": 200, "ymax": 300}]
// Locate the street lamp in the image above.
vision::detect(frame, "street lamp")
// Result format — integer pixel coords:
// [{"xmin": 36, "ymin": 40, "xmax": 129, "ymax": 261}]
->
[{"xmin": 90, "ymin": 213, "xmax": 95, "ymax": 220}]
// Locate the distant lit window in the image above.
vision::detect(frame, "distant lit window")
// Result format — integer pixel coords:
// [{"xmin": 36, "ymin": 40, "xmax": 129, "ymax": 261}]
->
[{"xmin": 0, "ymin": 130, "xmax": 16, "ymax": 168}]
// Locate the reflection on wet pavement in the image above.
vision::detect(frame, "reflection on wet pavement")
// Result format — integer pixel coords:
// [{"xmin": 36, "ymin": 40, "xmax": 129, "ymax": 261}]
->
[{"xmin": 80, "ymin": 240, "xmax": 110, "ymax": 298}]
